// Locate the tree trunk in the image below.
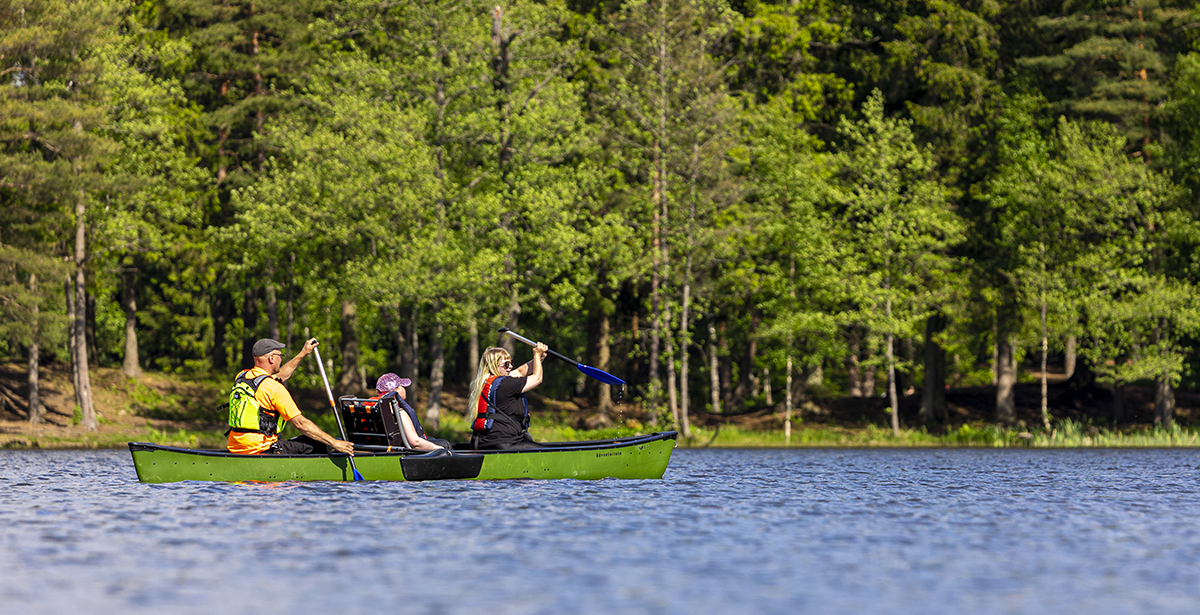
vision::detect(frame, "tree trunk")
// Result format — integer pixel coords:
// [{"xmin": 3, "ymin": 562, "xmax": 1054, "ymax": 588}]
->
[
  {"xmin": 28, "ymin": 273, "xmax": 42, "ymax": 424},
  {"xmin": 1155, "ymin": 374, "xmax": 1174, "ymax": 429},
  {"xmin": 708, "ymin": 320, "xmax": 721, "ymax": 414},
  {"xmin": 896, "ymin": 337, "xmax": 910, "ymax": 394},
  {"xmin": 763, "ymin": 366, "xmax": 772, "ymax": 405},
  {"xmin": 718, "ymin": 322, "xmax": 732, "ymax": 411},
  {"xmin": 920, "ymin": 313, "xmax": 946, "ymax": 424},
  {"xmin": 887, "ymin": 332, "xmax": 899, "ymax": 436},
  {"xmin": 862, "ymin": 346, "xmax": 876, "ymax": 398},
  {"xmin": 991, "ymin": 319, "xmax": 1000, "ymax": 386},
  {"xmin": 463, "ymin": 313, "xmax": 481, "ymax": 419},
  {"xmin": 886, "ymin": 296, "xmax": 899, "ymax": 436},
  {"xmin": 734, "ymin": 312, "xmax": 758, "ymax": 407},
  {"xmin": 647, "ymin": 0, "xmax": 669, "ymax": 414},
  {"xmin": 387, "ymin": 304, "xmax": 415, "ymax": 400},
  {"xmin": 995, "ymin": 335, "xmax": 1016, "ymax": 424},
  {"xmin": 212, "ymin": 285, "xmax": 229, "ymax": 370},
  {"xmin": 847, "ymin": 329, "xmax": 862, "ymax": 397},
  {"xmin": 338, "ymin": 300, "xmax": 362, "ymax": 395},
  {"xmin": 631, "ymin": 311, "xmax": 643, "ymax": 403},
  {"xmin": 385, "ymin": 304, "xmax": 404, "ymax": 372},
  {"xmin": 1111, "ymin": 383, "xmax": 1125, "ymax": 424},
  {"xmin": 67, "ymin": 275, "xmax": 81, "ymax": 410},
  {"xmin": 468, "ymin": 313, "xmax": 480, "ymax": 376},
  {"xmin": 265, "ymin": 277, "xmax": 280, "ymax": 341},
  {"xmin": 85, "ymin": 290, "xmax": 96, "ymax": 366},
  {"xmin": 1064, "ymin": 335, "xmax": 1077, "ymax": 380},
  {"xmin": 649, "ymin": 210, "xmax": 662, "ymax": 409},
  {"xmin": 27, "ymin": 340, "xmax": 41, "ymax": 424},
  {"xmin": 666, "ymin": 302, "xmax": 682, "ymax": 436},
  {"xmin": 407, "ymin": 307, "xmax": 420, "ymax": 398},
  {"xmin": 426, "ymin": 316, "xmax": 444, "ymax": 430},
  {"xmin": 286, "ymin": 253, "xmax": 296, "ymax": 349},
  {"xmin": 74, "ymin": 197, "xmax": 97, "ymax": 431},
  {"xmin": 784, "ymin": 355, "xmax": 793, "ymax": 442},
  {"xmin": 658, "ymin": 124, "xmax": 675, "ymax": 428},
  {"xmin": 121, "ymin": 268, "xmax": 141, "ymax": 378},
  {"xmin": 598, "ymin": 312, "xmax": 613, "ymax": 414},
  {"xmin": 575, "ymin": 369, "xmax": 587, "ymax": 396},
  {"xmin": 678, "ymin": 261, "xmax": 690, "ymax": 424},
  {"xmin": 792, "ymin": 365, "xmax": 808, "ymax": 409},
  {"xmin": 1040, "ymin": 301, "xmax": 1050, "ymax": 430},
  {"xmin": 240, "ymin": 287, "xmax": 258, "ymax": 369}
]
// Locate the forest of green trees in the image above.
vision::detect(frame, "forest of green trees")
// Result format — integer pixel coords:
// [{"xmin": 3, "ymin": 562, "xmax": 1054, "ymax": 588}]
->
[{"xmin": 3, "ymin": 0, "xmax": 1200, "ymax": 437}]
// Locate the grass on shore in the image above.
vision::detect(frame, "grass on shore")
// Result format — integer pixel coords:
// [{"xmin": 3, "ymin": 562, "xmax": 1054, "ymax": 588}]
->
[
  {"xmin": 662, "ymin": 420, "xmax": 1200, "ymax": 448},
  {"xmin": 437, "ymin": 415, "xmax": 1200, "ymax": 449}
]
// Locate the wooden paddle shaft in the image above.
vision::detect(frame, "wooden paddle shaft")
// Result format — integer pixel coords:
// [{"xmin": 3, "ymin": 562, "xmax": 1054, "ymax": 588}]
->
[
  {"xmin": 499, "ymin": 328, "xmax": 576, "ymax": 365},
  {"xmin": 314, "ymin": 346, "xmax": 350, "ymax": 442},
  {"xmin": 312, "ymin": 344, "xmax": 363, "ymax": 480}
]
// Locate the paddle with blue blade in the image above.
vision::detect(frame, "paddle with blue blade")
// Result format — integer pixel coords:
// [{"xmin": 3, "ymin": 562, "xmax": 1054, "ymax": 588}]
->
[
  {"xmin": 313, "ymin": 343, "xmax": 364, "ymax": 482},
  {"xmin": 498, "ymin": 328, "xmax": 626, "ymax": 390}
]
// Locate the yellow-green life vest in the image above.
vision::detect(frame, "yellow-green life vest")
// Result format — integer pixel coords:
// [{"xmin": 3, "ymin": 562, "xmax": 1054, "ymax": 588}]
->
[{"xmin": 228, "ymin": 372, "xmax": 285, "ymax": 435}]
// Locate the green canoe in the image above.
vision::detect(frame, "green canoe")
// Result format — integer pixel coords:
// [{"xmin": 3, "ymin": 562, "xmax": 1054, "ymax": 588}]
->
[{"xmin": 127, "ymin": 432, "xmax": 678, "ymax": 483}]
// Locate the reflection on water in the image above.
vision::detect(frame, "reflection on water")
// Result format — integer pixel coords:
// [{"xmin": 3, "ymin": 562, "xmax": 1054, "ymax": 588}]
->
[{"xmin": 2, "ymin": 448, "xmax": 1200, "ymax": 614}]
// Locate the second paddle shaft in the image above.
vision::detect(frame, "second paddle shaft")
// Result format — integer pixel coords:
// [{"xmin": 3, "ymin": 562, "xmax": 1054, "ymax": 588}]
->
[
  {"xmin": 499, "ymin": 328, "xmax": 574, "ymax": 364},
  {"xmin": 313, "ymin": 346, "xmax": 348, "ymax": 439}
]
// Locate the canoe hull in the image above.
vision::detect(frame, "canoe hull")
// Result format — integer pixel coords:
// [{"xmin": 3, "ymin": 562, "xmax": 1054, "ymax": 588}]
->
[{"xmin": 128, "ymin": 432, "xmax": 677, "ymax": 483}]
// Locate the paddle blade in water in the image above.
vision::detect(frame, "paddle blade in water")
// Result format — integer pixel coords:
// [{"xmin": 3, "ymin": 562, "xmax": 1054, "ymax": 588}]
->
[
  {"xmin": 577, "ymin": 364, "xmax": 625, "ymax": 386},
  {"xmin": 352, "ymin": 467, "xmax": 364, "ymax": 482}
]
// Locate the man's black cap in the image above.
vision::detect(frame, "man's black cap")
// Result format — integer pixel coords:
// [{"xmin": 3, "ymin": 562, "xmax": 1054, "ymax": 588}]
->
[{"xmin": 252, "ymin": 338, "xmax": 286, "ymax": 357}]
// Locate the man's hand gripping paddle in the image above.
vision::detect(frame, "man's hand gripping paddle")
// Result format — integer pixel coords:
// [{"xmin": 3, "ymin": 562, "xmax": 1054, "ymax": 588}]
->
[
  {"xmin": 313, "ymin": 342, "xmax": 364, "ymax": 482},
  {"xmin": 497, "ymin": 329, "xmax": 626, "ymax": 400}
]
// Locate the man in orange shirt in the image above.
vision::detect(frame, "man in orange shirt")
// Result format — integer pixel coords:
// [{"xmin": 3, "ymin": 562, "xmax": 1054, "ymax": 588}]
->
[{"xmin": 227, "ymin": 338, "xmax": 355, "ymax": 456}]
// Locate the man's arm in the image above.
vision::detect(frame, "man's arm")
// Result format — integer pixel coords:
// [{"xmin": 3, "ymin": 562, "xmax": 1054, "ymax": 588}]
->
[
  {"xmin": 277, "ymin": 338, "xmax": 319, "ymax": 382},
  {"xmin": 290, "ymin": 414, "xmax": 354, "ymax": 455}
]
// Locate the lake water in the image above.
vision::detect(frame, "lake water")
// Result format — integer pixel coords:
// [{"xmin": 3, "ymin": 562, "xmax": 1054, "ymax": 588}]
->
[{"xmin": 2, "ymin": 447, "xmax": 1199, "ymax": 614}]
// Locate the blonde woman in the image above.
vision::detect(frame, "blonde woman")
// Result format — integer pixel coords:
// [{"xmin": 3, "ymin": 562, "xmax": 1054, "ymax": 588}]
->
[{"xmin": 468, "ymin": 343, "xmax": 548, "ymax": 449}]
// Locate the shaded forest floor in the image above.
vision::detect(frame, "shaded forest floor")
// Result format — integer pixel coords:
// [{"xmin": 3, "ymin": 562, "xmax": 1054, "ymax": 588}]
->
[{"xmin": 1, "ymin": 362, "xmax": 1197, "ymax": 449}]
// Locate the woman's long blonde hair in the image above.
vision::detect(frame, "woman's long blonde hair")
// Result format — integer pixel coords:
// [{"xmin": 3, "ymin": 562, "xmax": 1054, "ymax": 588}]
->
[{"xmin": 468, "ymin": 347, "xmax": 511, "ymax": 413}]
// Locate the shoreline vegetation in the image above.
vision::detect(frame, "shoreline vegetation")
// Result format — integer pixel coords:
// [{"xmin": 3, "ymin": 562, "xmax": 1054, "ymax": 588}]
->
[{"xmin": 4, "ymin": 363, "xmax": 1200, "ymax": 451}]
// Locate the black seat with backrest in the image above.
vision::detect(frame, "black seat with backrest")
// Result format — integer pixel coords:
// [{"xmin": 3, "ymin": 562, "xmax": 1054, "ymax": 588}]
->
[{"xmin": 337, "ymin": 394, "xmax": 414, "ymax": 449}]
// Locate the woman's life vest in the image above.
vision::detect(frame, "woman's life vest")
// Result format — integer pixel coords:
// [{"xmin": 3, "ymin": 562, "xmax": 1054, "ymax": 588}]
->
[
  {"xmin": 472, "ymin": 375, "xmax": 529, "ymax": 433},
  {"xmin": 227, "ymin": 372, "xmax": 285, "ymax": 435}
]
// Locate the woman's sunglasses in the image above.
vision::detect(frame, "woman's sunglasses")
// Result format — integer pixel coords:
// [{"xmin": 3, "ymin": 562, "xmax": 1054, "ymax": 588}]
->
[{"xmin": 501, "ymin": 360, "xmax": 514, "ymax": 370}]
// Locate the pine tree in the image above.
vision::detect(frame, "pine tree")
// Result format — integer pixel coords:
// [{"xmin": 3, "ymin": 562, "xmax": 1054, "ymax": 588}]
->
[
  {"xmin": 0, "ymin": 0, "xmax": 122, "ymax": 430},
  {"xmin": 154, "ymin": 0, "xmax": 330, "ymax": 369},
  {"xmin": 93, "ymin": 5, "xmax": 210, "ymax": 378},
  {"xmin": 1018, "ymin": 0, "xmax": 1195, "ymax": 156}
]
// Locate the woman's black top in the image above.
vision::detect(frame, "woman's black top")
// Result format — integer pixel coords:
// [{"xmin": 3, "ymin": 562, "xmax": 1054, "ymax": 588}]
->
[{"xmin": 474, "ymin": 376, "xmax": 529, "ymax": 449}]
